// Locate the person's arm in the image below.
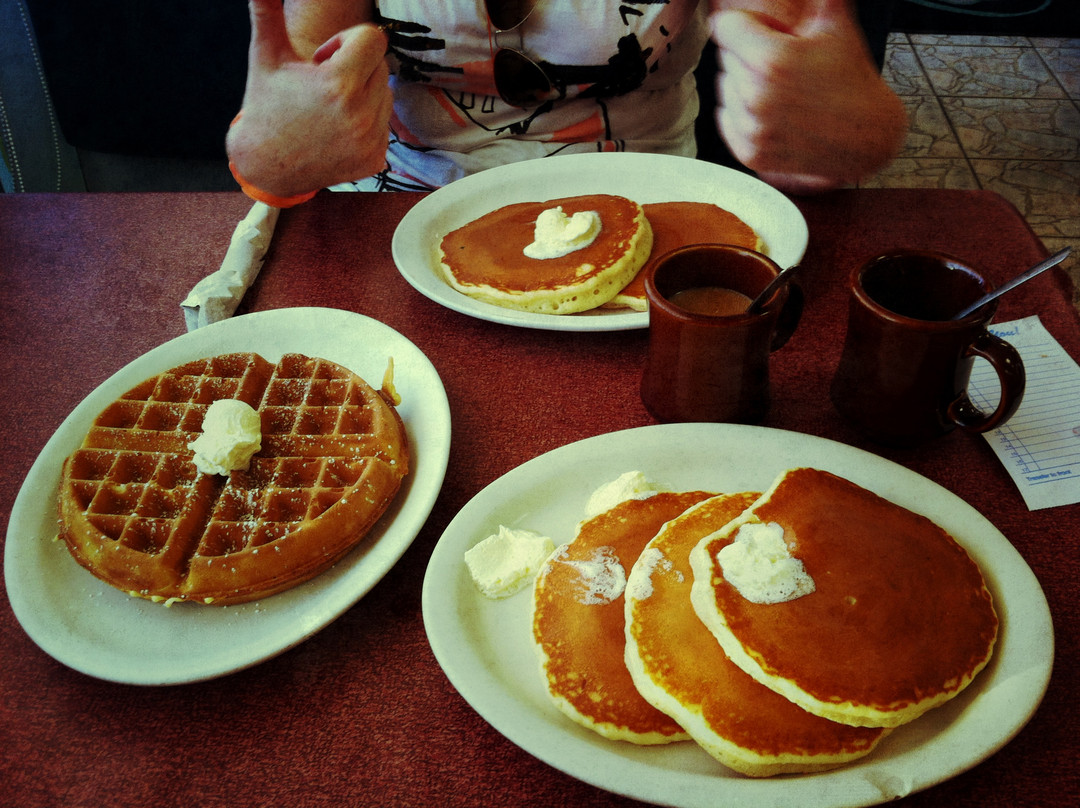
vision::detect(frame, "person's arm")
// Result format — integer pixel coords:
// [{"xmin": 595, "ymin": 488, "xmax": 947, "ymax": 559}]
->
[
  {"xmin": 225, "ymin": 0, "xmax": 392, "ymax": 198},
  {"xmin": 708, "ymin": 0, "xmax": 907, "ymax": 193}
]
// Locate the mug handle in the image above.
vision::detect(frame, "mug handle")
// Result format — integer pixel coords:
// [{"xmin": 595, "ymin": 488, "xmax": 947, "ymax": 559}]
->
[
  {"xmin": 947, "ymin": 331, "xmax": 1026, "ymax": 433},
  {"xmin": 770, "ymin": 282, "xmax": 804, "ymax": 351}
]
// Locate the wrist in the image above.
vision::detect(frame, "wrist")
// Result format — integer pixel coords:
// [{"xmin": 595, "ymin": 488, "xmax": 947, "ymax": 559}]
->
[
  {"xmin": 227, "ymin": 112, "xmax": 320, "ymax": 208},
  {"xmin": 228, "ymin": 161, "xmax": 320, "ymax": 208}
]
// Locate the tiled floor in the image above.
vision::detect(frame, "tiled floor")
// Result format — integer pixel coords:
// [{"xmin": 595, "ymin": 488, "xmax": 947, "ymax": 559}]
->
[{"xmin": 865, "ymin": 34, "xmax": 1080, "ymax": 305}]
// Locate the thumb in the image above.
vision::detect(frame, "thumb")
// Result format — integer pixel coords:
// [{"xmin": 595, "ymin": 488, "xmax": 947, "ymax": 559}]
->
[{"xmin": 248, "ymin": 0, "xmax": 300, "ymax": 68}]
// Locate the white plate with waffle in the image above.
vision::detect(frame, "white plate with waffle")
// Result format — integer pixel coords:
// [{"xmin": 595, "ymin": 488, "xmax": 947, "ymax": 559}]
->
[
  {"xmin": 5, "ymin": 307, "xmax": 450, "ymax": 685},
  {"xmin": 392, "ymin": 152, "xmax": 808, "ymax": 332},
  {"xmin": 422, "ymin": 424, "xmax": 1052, "ymax": 808}
]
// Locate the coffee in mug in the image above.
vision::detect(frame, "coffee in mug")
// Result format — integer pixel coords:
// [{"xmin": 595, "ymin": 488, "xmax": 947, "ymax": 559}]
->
[
  {"xmin": 830, "ymin": 250, "xmax": 1025, "ymax": 446},
  {"xmin": 641, "ymin": 244, "xmax": 802, "ymax": 424}
]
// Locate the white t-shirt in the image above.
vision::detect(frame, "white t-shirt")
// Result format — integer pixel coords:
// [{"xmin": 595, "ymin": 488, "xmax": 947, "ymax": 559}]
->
[{"xmin": 340, "ymin": 0, "xmax": 709, "ymax": 190}]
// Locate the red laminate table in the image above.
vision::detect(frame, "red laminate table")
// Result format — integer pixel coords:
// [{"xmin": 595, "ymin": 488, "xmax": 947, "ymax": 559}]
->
[{"xmin": 1, "ymin": 188, "xmax": 1077, "ymax": 807}]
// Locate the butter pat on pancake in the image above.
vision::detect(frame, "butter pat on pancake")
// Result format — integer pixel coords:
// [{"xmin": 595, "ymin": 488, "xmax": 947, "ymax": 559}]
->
[
  {"xmin": 689, "ymin": 468, "xmax": 998, "ymax": 728},
  {"xmin": 532, "ymin": 491, "xmax": 713, "ymax": 743},
  {"xmin": 625, "ymin": 493, "xmax": 888, "ymax": 777},
  {"xmin": 439, "ymin": 194, "xmax": 652, "ymax": 314},
  {"xmin": 605, "ymin": 201, "xmax": 762, "ymax": 311}
]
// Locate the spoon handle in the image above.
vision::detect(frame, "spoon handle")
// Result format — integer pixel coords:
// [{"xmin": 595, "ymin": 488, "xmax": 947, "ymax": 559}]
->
[
  {"xmin": 954, "ymin": 247, "xmax": 1072, "ymax": 320},
  {"xmin": 746, "ymin": 264, "xmax": 799, "ymax": 315}
]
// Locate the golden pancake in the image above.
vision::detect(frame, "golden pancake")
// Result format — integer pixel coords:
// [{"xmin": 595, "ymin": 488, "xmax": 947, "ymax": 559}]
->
[
  {"xmin": 605, "ymin": 201, "xmax": 762, "ymax": 311},
  {"xmin": 689, "ymin": 468, "xmax": 998, "ymax": 728},
  {"xmin": 625, "ymin": 493, "xmax": 888, "ymax": 776},
  {"xmin": 439, "ymin": 194, "xmax": 652, "ymax": 314},
  {"xmin": 532, "ymin": 491, "xmax": 713, "ymax": 743}
]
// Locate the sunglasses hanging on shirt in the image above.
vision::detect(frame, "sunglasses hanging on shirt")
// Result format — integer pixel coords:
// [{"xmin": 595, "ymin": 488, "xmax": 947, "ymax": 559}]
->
[{"xmin": 485, "ymin": 0, "xmax": 559, "ymax": 107}]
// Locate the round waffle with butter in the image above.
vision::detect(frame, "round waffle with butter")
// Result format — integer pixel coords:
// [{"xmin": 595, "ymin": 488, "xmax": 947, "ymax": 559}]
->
[
  {"xmin": 439, "ymin": 194, "xmax": 653, "ymax": 314},
  {"xmin": 532, "ymin": 491, "xmax": 713, "ymax": 743},
  {"xmin": 58, "ymin": 352, "xmax": 409, "ymax": 606},
  {"xmin": 689, "ymin": 468, "xmax": 998, "ymax": 728},
  {"xmin": 625, "ymin": 492, "xmax": 888, "ymax": 776}
]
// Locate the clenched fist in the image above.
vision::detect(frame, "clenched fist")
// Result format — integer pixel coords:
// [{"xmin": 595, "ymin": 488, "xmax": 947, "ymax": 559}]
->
[
  {"xmin": 226, "ymin": 0, "xmax": 393, "ymax": 198},
  {"xmin": 710, "ymin": 0, "xmax": 907, "ymax": 193}
]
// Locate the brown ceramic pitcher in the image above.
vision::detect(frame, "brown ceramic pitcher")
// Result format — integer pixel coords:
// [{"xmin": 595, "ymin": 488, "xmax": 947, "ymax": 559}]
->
[
  {"xmin": 830, "ymin": 250, "xmax": 1025, "ymax": 446},
  {"xmin": 640, "ymin": 244, "xmax": 803, "ymax": 424}
]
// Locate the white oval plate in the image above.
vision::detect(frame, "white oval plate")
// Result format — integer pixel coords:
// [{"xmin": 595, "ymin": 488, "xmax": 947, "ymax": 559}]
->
[
  {"xmin": 5, "ymin": 308, "xmax": 451, "ymax": 685},
  {"xmin": 392, "ymin": 153, "xmax": 809, "ymax": 331},
  {"xmin": 422, "ymin": 423, "xmax": 1053, "ymax": 808}
]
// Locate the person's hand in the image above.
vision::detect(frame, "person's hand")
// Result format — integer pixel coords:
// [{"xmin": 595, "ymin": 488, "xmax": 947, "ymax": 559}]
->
[
  {"xmin": 710, "ymin": 0, "xmax": 907, "ymax": 193},
  {"xmin": 226, "ymin": 0, "xmax": 393, "ymax": 197}
]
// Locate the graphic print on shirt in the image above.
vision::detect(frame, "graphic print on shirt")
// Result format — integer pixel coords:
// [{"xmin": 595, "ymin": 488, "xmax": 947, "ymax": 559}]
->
[
  {"xmin": 379, "ymin": 1, "xmax": 686, "ymax": 138},
  {"xmin": 364, "ymin": 0, "xmax": 704, "ymax": 190}
]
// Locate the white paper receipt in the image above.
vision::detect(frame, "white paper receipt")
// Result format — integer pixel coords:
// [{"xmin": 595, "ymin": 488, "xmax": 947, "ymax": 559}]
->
[{"xmin": 969, "ymin": 315, "xmax": 1080, "ymax": 510}]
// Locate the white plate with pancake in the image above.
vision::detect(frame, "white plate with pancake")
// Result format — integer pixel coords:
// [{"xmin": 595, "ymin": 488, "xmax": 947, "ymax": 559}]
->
[
  {"xmin": 392, "ymin": 153, "xmax": 808, "ymax": 331},
  {"xmin": 5, "ymin": 307, "xmax": 451, "ymax": 685},
  {"xmin": 422, "ymin": 423, "xmax": 1053, "ymax": 808}
]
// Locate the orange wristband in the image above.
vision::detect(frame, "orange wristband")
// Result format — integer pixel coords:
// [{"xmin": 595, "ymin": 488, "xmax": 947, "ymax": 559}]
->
[
  {"xmin": 228, "ymin": 161, "xmax": 319, "ymax": 208},
  {"xmin": 228, "ymin": 112, "xmax": 319, "ymax": 208}
]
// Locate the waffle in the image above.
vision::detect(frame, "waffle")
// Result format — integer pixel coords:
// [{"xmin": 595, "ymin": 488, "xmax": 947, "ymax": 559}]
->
[{"xmin": 58, "ymin": 352, "xmax": 409, "ymax": 605}]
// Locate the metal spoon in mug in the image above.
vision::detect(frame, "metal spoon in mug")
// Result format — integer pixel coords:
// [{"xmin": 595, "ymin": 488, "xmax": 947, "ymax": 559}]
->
[
  {"xmin": 952, "ymin": 247, "xmax": 1072, "ymax": 320},
  {"xmin": 746, "ymin": 263, "xmax": 800, "ymax": 315}
]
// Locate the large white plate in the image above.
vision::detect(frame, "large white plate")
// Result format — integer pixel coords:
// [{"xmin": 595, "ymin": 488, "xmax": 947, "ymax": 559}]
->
[
  {"xmin": 422, "ymin": 424, "xmax": 1053, "ymax": 808},
  {"xmin": 5, "ymin": 308, "xmax": 451, "ymax": 685},
  {"xmin": 392, "ymin": 153, "xmax": 809, "ymax": 331}
]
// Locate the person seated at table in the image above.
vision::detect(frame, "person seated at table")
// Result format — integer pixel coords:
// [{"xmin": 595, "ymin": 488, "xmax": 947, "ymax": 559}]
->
[{"xmin": 225, "ymin": 0, "xmax": 907, "ymax": 204}]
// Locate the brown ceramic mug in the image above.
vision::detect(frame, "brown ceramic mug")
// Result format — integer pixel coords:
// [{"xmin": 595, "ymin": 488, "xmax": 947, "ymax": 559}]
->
[
  {"xmin": 830, "ymin": 250, "xmax": 1025, "ymax": 446},
  {"xmin": 640, "ymin": 244, "xmax": 802, "ymax": 423}
]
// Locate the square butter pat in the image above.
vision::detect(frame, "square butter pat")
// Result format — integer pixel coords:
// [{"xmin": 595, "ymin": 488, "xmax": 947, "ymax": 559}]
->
[{"xmin": 464, "ymin": 526, "xmax": 555, "ymax": 598}]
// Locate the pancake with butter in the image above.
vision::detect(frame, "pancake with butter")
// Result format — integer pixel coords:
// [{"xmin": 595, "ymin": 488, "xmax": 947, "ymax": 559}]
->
[
  {"xmin": 689, "ymin": 468, "xmax": 998, "ymax": 729},
  {"xmin": 439, "ymin": 194, "xmax": 652, "ymax": 314},
  {"xmin": 532, "ymin": 490, "xmax": 713, "ymax": 743},
  {"xmin": 625, "ymin": 492, "xmax": 888, "ymax": 776},
  {"xmin": 605, "ymin": 201, "xmax": 763, "ymax": 311}
]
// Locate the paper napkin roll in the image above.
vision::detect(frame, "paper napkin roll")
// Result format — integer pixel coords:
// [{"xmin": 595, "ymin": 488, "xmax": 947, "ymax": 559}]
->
[{"xmin": 181, "ymin": 201, "xmax": 279, "ymax": 330}]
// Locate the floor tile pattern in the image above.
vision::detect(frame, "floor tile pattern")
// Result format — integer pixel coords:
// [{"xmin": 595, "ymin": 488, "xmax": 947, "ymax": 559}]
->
[{"xmin": 865, "ymin": 34, "xmax": 1080, "ymax": 306}]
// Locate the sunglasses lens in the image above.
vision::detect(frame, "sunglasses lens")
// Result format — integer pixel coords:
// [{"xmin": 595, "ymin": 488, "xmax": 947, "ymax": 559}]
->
[
  {"xmin": 485, "ymin": 0, "xmax": 539, "ymax": 31},
  {"xmin": 494, "ymin": 48, "xmax": 552, "ymax": 107}
]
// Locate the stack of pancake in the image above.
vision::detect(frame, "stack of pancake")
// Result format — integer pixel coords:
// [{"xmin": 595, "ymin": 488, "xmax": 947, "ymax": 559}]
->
[
  {"xmin": 439, "ymin": 194, "xmax": 762, "ymax": 314},
  {"xmin": 531, "ymin": 467, "xmax": 998, "ymax": 777}
]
